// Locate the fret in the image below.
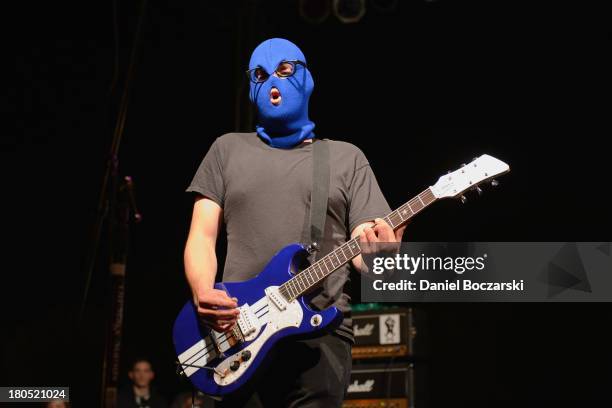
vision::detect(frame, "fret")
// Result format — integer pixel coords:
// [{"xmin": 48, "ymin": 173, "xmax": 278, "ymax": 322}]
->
[
  {"xmin": 328, "ymin": 252, "xmax": 338, "ymax": 271},
  {"xmin": 332, "ymin": 251, "xmax": 343, "ymax": 268},
  {"xmin": 422, "ymin": 188, "xmax": 434, "ymax": 204},
  {"xmin": 315, "ymin": 264, "xmax": 325, "ymax": 282},
  {"xmin": 399, "ymin": 205, "xmax": 412, "ymax": 220},
  {"xmin": 293, "ymin": 272, "xmax": 302, "ymax": 290},
  {"xmin": 348, "ymin": 239, "xmax": 360, "ymax": 255},
  {"xmin": 407, "ymin": 201, "xmax": 415, "ymax": 214},
  {"xmin": 324, "ymin": 257, "xmax": 333, "ymax": 275},
  {"xmin": 392, "ymin": 211, "xmax": 403, "ymax": 227},
  {"xmin": 314, "ymin": 263, "xmax": 324, "ymax": 280},
  {"xmin": 286, "ymin": 281, "xmax": 295, "ymax": 298},
  {"xmin": 297, "ymin": 273, "xmax": 306, "ymax": 291},
  {"xmin": 332, "ymin": 254, "xmax": 339, "ymax": 269},
  {"xmin": 323, "ymin": 257, "xmax": 333, "ymax": 274},
  {"xmin": 293, "ymin": 275, "xmax": 301, "ymax": 292},
  {"xmin": 318, "ymin": 262, "xmax": 326, "ymax": 279},
  {"xmin": 411, "ymin": 198, "xmax": 423, "ymax": 212},
  {"xmin": 340, "ymin": 245, "xmax": 351, "ymax": 261},
  {"xmin": 393, "ymin": 210, "xmax": 403, "ymax": 223},
  {"xmin": 291, "ymin": 278, "xmax": 298, "ymax": 294},
  {"xmin": 328, "ymin": 255, "xmax": 336, "ymax": 269},
  {"xmin": 307, "ymin": 266, "xmax": 315, "ymax": 285},
  {"xmin": 305, "ymin": 270, "xmax": 313, "ymax": 285},
  {"xmin": 309, "ymin": 265, "xmax": 322, "ymax": 287},
  {"xmin": 328, "ymin": 252, "xmax": 338, "ymax": 273},
  {"xmin": 293, "ymin": 280, "xmax": 300, "ymax": 297},
  {"xmin": 385, "ymin": 213, "xmax": 399, "ymax": 229},
  {"xmin": 309, "ymin": 266, "xmax": 318, "ymax": 283},
  {"xmin": 418, "ymin": 194, "xmax": 425, "ymax": 206}
]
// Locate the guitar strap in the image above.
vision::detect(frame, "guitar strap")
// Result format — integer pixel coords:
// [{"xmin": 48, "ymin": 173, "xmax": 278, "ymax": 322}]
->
[{"xmin": 301, "ymin": 138, "xmax": 330, "ymax": 261}]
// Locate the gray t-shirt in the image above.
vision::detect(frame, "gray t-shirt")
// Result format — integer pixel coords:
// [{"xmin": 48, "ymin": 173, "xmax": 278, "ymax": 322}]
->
[{"xmin": 186, "ymin": 132, "xmax": 391, "ymax": 341}]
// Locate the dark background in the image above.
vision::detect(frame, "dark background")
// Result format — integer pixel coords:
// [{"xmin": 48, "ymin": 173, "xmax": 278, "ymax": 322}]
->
[{"xmin": 5, "ymin": 0, "xmax": 611, "ymax": 406}]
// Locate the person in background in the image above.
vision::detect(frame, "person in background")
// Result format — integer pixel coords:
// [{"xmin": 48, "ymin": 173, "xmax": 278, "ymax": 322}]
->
[
  {"xmin": 117, "ymin": 358, "xmax": 168, "ymax": 408},
  {"xmin": 45, "ymin": 401, "xmax": 69, "ymax": 408}
]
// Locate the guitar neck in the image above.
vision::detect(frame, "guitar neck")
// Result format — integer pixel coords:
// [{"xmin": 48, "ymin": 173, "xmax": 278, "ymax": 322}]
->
[{"xmin": 279, "ymin": 188, "xmax": 437, "ymax": 300}]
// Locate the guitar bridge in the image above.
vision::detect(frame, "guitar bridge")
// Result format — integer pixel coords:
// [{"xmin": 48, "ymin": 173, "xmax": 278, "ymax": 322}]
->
[{"xmin": 210, "ymin": 327, "xmax": 241, "ymax": 356}]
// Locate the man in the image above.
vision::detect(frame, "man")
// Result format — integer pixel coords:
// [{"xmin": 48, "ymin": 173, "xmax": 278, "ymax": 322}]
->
[
  {"xmin": 184, "ymin": 38, "xmax": 404, "ymax": 408},
  {"xmin": 117, "ymin": 358, "xmax": 168, "ymax": 408}
]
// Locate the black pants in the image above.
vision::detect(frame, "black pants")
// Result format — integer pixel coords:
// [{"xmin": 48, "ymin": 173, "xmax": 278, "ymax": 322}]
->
[{"xmin": 215, "ymin": 333, "xmax": 352, "ymax": 408}]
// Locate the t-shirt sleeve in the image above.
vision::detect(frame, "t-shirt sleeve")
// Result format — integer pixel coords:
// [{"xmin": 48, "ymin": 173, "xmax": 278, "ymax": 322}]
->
[
  {"xmin": 185, "ymin": 139, "xmax": 225, "ymax": 207},
  {"xmin": 347, "ymin": 150, "xmax": 392, "ymax": 233}
]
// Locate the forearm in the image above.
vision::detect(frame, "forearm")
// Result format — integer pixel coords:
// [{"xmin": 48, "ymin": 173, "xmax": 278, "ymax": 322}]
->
[{"xmin": 184, "ymin": 234, "xmax": 217, "ymax": 299}]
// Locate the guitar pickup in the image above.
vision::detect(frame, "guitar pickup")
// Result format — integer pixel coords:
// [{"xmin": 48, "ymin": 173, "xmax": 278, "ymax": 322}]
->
[
  {"xmin": 265, "ymin": 287, "xmax": 287, "ymax": 311},
  {"xmin": 236, "ymin": 304, "xmax": 260, "ymax": 341}
]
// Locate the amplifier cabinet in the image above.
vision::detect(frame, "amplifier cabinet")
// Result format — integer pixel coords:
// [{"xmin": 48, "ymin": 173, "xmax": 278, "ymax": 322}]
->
[
  {"xmin": 344, "ymin": 362, "xmax": 414, "ymax": 406},
  {"xmin": 352, "ymin": 308, "xmax": 416, "ymax": 359},
  {"xmin": 342, "ymin": 398, "xmax": 408, "ymax": 408}
]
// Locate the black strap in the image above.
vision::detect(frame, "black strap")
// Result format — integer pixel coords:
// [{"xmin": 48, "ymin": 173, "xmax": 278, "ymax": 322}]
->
[{"xmin": 302, "ymin": 139, "xmax": 330, "ymax": 259}]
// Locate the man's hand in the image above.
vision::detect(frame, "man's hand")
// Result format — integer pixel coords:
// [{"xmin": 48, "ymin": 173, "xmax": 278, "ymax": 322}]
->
[
  {"xmin": 193, "ymin": 287, "xmax": 240, "ymax": 333},
  {"xmin": 359, "ymin": 218, "xmax": 406, "ymax": 255},
  {"xmin": 352, "ymin": 218, "xmax": 407, "ymax": 273}
]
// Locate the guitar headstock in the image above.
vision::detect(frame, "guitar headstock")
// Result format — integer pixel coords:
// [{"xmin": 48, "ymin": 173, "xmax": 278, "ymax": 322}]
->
[{"xmin": 431, "ymin": 154, "xmax": 510, "ymax": 200}]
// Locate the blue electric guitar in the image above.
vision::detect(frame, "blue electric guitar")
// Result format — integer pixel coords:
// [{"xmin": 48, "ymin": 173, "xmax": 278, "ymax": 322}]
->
[{"xmin": 173, "ymin": 154, "xmax": 510, "ymax": 396}]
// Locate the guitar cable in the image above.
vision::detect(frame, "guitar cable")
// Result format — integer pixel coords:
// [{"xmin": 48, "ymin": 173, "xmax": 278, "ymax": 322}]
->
[{"xmin": 176, "ymin": 360, "xmax": 227, "ymax": 377}]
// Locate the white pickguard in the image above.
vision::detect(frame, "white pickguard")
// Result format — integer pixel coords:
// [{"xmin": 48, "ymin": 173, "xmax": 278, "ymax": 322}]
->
[{"xmin": 213, "ymin": 286, "xmax": 303, "ymax": 386}]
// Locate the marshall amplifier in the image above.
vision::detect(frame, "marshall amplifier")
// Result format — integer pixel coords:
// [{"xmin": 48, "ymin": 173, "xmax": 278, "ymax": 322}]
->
[
  {"xmin": 343, "ymin": 362, "xmax": 414, "ymax": 408},
  {"xmin": 351, "ymin": 307, "xmax": 416, "ymax": 359}
]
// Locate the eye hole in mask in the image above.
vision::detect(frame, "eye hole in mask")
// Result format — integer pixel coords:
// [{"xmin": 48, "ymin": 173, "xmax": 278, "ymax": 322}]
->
[{"xmin": 246, "ymin": 60, "xmax": 307, "ymax": 84}]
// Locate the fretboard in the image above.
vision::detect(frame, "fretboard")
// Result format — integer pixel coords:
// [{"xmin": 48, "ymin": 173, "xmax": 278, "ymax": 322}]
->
[{"xmin": 278, "ymin": 187, "xmax": 437, "ymax": 301}]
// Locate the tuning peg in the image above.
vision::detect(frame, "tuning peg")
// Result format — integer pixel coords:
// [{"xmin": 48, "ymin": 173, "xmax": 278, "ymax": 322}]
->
[
  {"xmin": 460, "ymin": 195, "xmax": 467, "ymax": 204},
  {"xmin": 490, "ymin": 179, "xmax": 499, "ymax": 187},
  {"xmin": 461, "ymin": 163, "xmax": 467, "ymax": 167},
  {"xmin": 475, "ymin": 186, "xmax": 483, "ymax": 195}
]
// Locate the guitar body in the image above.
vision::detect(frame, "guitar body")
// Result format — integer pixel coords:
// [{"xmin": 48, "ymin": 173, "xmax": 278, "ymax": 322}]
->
[{"xmin": 173, "ymin": 243, "xmax": 342, "ymax": 397}]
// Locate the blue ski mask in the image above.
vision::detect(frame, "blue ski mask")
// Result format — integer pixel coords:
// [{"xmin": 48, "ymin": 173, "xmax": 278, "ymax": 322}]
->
[{"xmin": 248, "ymin": 38, "xmax": 315, "ymax": 149}]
